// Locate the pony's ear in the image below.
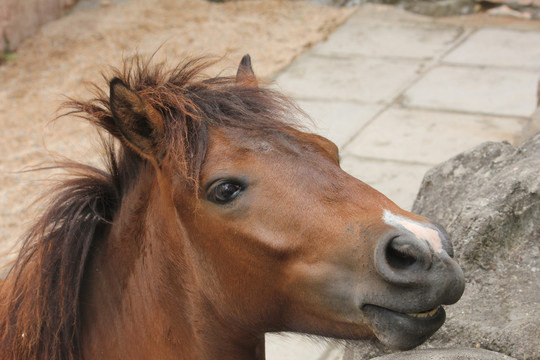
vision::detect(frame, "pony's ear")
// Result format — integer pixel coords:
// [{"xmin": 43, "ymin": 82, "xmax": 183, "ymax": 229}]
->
[
  {"xmin": 236, "ymin": 54, "xmax": 258, "ymax": 87},
  {"xmin": 110, "ymin": 78, "xmax": 165, "ymax": 164}
]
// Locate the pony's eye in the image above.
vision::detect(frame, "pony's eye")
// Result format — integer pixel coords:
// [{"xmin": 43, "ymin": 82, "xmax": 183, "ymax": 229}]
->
[{"xmin": 207, "ymin": 181, "xmax": 244, "ymax": 204}]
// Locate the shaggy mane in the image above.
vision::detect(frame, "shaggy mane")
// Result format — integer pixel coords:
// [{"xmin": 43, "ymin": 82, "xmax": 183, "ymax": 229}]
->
[{"xmin": 0, "ymin": 56, "xmax": 303, "ymax": 360}]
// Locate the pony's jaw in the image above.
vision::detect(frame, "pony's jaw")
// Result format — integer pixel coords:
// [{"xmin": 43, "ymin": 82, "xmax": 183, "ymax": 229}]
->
[{"xmin": 280, "ymin": 254, "xmax": 456, "ymax": 348}]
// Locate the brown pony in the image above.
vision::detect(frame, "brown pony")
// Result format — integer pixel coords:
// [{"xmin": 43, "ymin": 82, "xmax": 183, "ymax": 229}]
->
[{"xmin": 0, "ymin": 55, "xmax": 465, "ymax": 360}]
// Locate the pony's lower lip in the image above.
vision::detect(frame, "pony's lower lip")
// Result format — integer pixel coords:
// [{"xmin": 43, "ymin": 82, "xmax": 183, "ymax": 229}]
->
[
  {"xmin": 362, "ymin": 304, "xmax": 446, "ymax": 349},
  {"xmin": 362, "ymin": 304, "xmax": 442, "ymax": 319}
]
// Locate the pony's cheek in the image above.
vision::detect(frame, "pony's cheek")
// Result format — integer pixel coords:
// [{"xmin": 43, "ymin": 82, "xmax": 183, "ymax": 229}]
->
[{"xmin": 283, "ymin": 261, "xmax": 367, "ymax": 321}]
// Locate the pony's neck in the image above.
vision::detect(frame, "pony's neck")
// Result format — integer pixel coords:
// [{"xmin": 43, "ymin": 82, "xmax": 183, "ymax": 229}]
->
[{"xmin": 80, "ymin": 166, "xmax": 265, "ymax": 360}]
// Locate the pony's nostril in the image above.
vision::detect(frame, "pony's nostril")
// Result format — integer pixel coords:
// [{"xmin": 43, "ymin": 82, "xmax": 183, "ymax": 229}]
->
[
  {"xmin": 375, "ymin": 233, "xmax": 435, "ymax": 286},
  {"xmin": 386, "ymin": 239, "xmax": 417, "ymax": 269},
  {"xmin": 385, "ymin": 236, "xmax": 432, "ymax": 271}
]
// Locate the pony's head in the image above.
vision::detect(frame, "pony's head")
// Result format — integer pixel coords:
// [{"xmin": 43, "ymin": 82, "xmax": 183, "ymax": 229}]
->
[{"xmin": 102, "ymin": 54, "xmax": 464, "ymax": 349}]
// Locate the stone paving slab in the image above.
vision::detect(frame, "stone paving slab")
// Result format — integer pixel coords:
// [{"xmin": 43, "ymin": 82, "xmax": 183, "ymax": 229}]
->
[
  {"xmin": 344, "ymin": 108, "xmax": 526, "ymax": 165},
  {"xmin": 402, "ymin": 65, "xmax": 539, "ymax": 117},
  {"xmin": 266, "ymin": 334, "xmax": 345, "ymax": 360},
  {"xmin": 444, "ymin": 28, "xmax": 540, "ymax": 69},
  {"xmin": 340, "ymin": 156, "xmax": 431, "ymax": 210},
  {"xmin": 298, "ymin": 100, "xmax": 383, "ymax": 148},
  {"xmin": 312, "ymin": 20, "xmax": 463, "ymax": 60},
  {"xmin": 276, "ymin": 55, "xmax": 421, "ymax": 103}
]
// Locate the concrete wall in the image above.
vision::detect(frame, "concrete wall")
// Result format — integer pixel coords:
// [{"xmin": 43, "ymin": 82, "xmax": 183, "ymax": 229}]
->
[{"xmin": 0, "ymin": 0, "xmax": 78, "ymax": 52}]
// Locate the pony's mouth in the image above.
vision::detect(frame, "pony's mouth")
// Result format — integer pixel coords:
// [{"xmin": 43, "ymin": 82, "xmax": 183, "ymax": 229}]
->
[
  {"xmin": 362, "ymin": 304, "xmax": 445, "ymax": 350},
  {"xmin": 406, "ymin": 306, "xmax": 441, "ymax": 318}
]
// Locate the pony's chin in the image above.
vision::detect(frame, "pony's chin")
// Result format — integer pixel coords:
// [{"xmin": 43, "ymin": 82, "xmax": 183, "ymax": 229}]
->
[{"xmin": 362, "ymin": 304, "xmax": 446, "ymax": 350}]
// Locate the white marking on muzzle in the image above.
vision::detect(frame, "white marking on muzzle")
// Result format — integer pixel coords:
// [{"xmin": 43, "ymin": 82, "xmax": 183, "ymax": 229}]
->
[{"xmin": 383, "ymin": 210, "xmax": 444, "ymax": 253}]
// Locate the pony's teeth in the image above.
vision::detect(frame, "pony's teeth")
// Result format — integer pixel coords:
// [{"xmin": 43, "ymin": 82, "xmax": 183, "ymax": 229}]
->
[{"xmin": 408, "ymin": 307, "xmax": 439, "ymax": 318}]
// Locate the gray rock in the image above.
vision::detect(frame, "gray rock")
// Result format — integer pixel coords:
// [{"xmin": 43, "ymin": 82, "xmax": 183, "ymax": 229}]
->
[
  {"xmin": 413, "ymin": 134, "xmax": 540, "ymax": 274},
  {"xmin": 344, "ymin": 134, "xmax": 540, "ymax": 359},
  {"xmin": 370, "ymin": 348, "xmax": 516, "ymax": 359},
  {"xmin": 305, "ymin": 0, "xmax": 475, "ymax": 14},
  {"xmin": 411, "ymin": 133, "xmax": 540, "ymax": 360},
  {"xmin": 401, "ymin": 0, "xmax": 475, "ymax": 16}
]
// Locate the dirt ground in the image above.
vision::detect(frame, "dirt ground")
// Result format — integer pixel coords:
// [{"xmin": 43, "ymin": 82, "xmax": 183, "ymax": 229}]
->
[{"xmin": 0, "ymin": 0, "xmax": 353, "ymax": 256}]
